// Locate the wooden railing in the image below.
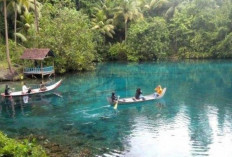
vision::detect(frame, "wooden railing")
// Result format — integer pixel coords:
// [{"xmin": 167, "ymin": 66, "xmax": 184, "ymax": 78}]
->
[{"xmin": 24, "ymin": 66, "xmax": 54, "ymax": 73}]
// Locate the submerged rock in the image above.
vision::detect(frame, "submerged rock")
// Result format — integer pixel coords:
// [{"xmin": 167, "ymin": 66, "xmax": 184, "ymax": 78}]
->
[
  {"xmin": 18, "ymin": 127, "xmax": 30, "ymax": 135},
  {"xmin": 86, "ymin": 134, "xmax": 95, "ymax": 139},
  {"xmin": 62, "ymin": 124, "xmax": 73, "ymax": 131},
  {"xmin": 68, "ymin": 128, "xmax": 83, "ymax": 136},
  {"xmin": 78, "ymin": 148, "xmax": 92, "ymax": 157},
  {"xmin": 94, "ymin": 137, "xmax": 106, "ymax": 141}
]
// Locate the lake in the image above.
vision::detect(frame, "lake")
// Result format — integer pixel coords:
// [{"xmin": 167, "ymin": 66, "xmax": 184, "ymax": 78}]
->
[{"xmin": 0, "ymin": 60, "xmax": 232, "ymax": 156}]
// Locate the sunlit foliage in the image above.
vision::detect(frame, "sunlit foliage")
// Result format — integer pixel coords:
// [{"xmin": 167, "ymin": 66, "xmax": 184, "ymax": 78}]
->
[{"xmin": 1, "ymin": 0, "xmax": 232, "ymax": 72}]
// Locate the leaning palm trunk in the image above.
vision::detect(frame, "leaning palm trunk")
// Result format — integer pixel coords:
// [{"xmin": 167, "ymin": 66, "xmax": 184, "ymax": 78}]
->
[
  {"xmin": 3, "ymin": 0, "xmax": 13, "ymax": 73},
  {"xmin": 34, "ymin": 0, "xmax": 39, "ymax": 33},
  {"xmin": 14, "ymin": 3, "xmax": 17, "ymax": 44}
]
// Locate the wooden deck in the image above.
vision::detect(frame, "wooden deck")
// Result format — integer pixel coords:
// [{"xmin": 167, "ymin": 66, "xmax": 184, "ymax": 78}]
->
[{"xmin": 23, "ymin": 66, "xmax": 54, "ymax": 76}]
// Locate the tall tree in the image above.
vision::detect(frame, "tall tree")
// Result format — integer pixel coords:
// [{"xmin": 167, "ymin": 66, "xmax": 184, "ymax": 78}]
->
[
  {"xmin": 91, "ymin": 1, "xmax": 115, "ymax": 38},
  {"xmin": 91, "ymin": 10, "xmax": 115, "ymax": 38},
  {"xmin": 3, "ymin": 0, "xmax": 13, "ymax": 73},
  {"xmin": 8, "ymin": 0, "xmax": 21, "ymax": 44},
  {"xmin": 114, "ymin": 0, "xmax": 143, "ymax": 41},
  {"xmin": 165, "ymin": 0, "xmax": 184, "ymax": 20},
  {"xmin": 138, "ymin": 0, "xmax": 168, "ymax": 16},
  {"xmin": 33, "ymin": 0, "xmax": 39, "ymax": 33}
]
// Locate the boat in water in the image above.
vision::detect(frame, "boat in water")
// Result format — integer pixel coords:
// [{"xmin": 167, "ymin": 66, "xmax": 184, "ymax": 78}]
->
[
  {"xmin": 1, "ymin": 79, "xmax": 62, "ymax": 97},
  {"xmin": 107, "ymin": 88, "xmax": 166, "ymax": 105}
]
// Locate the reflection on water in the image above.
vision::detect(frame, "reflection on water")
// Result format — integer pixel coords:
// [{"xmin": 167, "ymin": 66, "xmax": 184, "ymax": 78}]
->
[
  {"xmin": 23, "ymin": 96, "xmax": 29, "ymax": 104},
  {"xmin": 0, "ymin": 60, "xmax": 232, "ymax": 156}
]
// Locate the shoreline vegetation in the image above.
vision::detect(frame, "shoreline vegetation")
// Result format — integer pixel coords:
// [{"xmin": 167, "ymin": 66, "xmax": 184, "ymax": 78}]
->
[
  {"xmin": 0, "ymin": 131, "xmax": 47, "ymax": 156},
  {"xmin": 0, "ymin": 131, "xmax": 90, "ymax": 156},
  {"xmin": 1, "ymin": 0, "xmax": 232, "ymax": 156},
  {"xmin": 0, "ymin": 131, "xmax": 91, "ymax": 157},
  {"xmin": 0, "ymin": 62, "xmax": 22, "ymax": 81},
  {"xmin": 1, "ymin": 0, "xmax": 232, "ymax": 76}
]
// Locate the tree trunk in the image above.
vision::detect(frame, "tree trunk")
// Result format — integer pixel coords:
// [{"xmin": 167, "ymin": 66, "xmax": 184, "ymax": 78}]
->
[
  {"xmin": 34, "ymin": 0, "xmax": 39, "ymax": 33},
  {"xmin": 3, "ymin": 0, "xmax": 13, "ymax": 73},
  {"xmin": 125, "ymin": 19, "xmax": 128, "ymax": 41},
  {"xmin": 175, "ymin": 31, "xmax": 178, "ymax": 52},
  {"xmin": 14, "ymin": 3, "xmax": 17, "ymax": 45},
  {"xmin": 76, "ymin": 0, "xmax": 80, "ymax": 10}
]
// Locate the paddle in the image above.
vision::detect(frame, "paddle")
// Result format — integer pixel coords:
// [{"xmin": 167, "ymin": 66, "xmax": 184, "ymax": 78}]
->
[
  {"xmin": 53, "ymin": 92, "xmax": 63, "ymax": 98},
  {"xmin": 114, "ymin": 96, "xmax": 120, "ymax": 110}
]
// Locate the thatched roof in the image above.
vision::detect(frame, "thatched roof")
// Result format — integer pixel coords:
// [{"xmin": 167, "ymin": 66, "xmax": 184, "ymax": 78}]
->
[{"xmin": 21, "ymin": 48, "xmax": 55, "ymax": 60}]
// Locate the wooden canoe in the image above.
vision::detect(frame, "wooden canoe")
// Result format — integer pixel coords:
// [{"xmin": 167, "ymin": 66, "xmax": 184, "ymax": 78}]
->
[
  {"xmin": 1, "ymin": 79, "xmax": 62, "ymax": 97},
  {"xmin": 107, "ymin": 88, "xmax": 166, "ymax": 105}
]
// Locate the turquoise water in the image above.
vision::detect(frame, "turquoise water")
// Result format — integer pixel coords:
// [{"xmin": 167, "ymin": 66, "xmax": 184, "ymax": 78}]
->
[{"xmin": 1, "ymin": 60, "xmax": 232, "ymax": 156}]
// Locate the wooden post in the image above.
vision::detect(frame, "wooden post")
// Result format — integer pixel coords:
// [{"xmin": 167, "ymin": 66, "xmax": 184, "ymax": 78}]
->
[
  {"xmin": 41, "ymin": 60, "xmax": 43, "ymax": 79},
  {"xmin": 53, "ymin": 60, "xmax": 55, "ymax": 76},
  {"xmin": 23, "ymin": 61, "xmax": 24, "ymax": 73},
  {"xmin": 22, "ymin": 61, "xmax": 25, "ymax": 79}
]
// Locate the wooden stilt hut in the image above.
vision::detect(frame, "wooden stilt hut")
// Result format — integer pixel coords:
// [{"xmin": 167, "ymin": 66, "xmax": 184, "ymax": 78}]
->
[{"xmin": 21, "ymin": 48, "xmax": 55, "ymax": 79}]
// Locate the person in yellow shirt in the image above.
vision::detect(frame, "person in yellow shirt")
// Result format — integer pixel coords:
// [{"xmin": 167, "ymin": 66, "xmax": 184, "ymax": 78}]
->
[{"xmin": 154, "ymin": 85, "xmax": 163, "ymax": 97}]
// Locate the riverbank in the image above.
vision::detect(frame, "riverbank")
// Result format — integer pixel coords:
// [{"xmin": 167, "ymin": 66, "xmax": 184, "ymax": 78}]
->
[{"xmin": 0, "ymin": 63, "xmax": 23, "ymax": 81}]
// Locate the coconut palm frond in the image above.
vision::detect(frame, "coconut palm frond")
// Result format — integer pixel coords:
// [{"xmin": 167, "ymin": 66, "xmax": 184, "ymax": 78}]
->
[
  {"xmin": 15, "ymin": 32, "xmax": 27, "ymax": 42},
  {"xmin": 105, "ymin": 31, "xmax": 113, "ymax": 38},
  {"xmin": 92, "ymin": 25, "xmax": 100, "ymax": 30}
]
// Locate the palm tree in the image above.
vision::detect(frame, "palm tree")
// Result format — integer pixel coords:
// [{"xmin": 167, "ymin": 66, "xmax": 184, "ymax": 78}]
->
[
  {"xmin": 7, "ymin": 0, "xmax": 34, "ymax": 44},
  {"xmin": 138, "ymin": 0, "xmax": 169, "ymax": 17},
  {"xmin": 114, "ymin": 0, "xmax": 143, "ymax": 41},
  {"xmin": 7, "ymin": 0, "xmax": 21, "ymax": 44},
  {"xmin": 3, "ymin": 0, "xmax": 13, "ymax": 73},
  {"xmin": 164, "ymin": 0, "xmax": 184, "ymax": 20},
  {"xmin": 91, "ymin": 2, "xmax": 115, "ymax": 38},
  {"xmin": 19, "ymin": 0, "xmax": 40, "ymax": 33},
  {"xmin": 33, "ymin": 0, "xmax": 39, "ymax": 33},
  {"xmin": 15, "ymin": 9, "xmax": 34, "ymax": 42}
]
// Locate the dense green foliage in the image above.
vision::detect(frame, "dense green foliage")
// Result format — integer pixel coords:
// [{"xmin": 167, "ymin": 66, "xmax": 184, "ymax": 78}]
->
[
  {"xmin": 169, "ymin": 0, "xmax": 232, "ymax": 58},
  {"xmin": 0, "ymin": 38, "xmax": 24, "ymax": 64},
  {"xmin": 109, "ymin": 42, "xmax": 134, "ymax": 61},
  {"xmin": 1, "ymin": 0, "xmax": 232, "ymax": 72},
  {"xmin": 27, "ymin": 2, "xmax": 97, "ymax": 73},
  {"xmin": 0, "ymin": 131, "xmax": 47, "ymax": 156},
  {"xmin": 127, "ymin": 17, "xmax": 170, "ymax": 61}
]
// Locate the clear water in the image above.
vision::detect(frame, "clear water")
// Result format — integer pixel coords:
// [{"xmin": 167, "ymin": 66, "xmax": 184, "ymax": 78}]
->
[{"xmin": 1, "ymin": 60, "xmax": 232, "ymax": 156}]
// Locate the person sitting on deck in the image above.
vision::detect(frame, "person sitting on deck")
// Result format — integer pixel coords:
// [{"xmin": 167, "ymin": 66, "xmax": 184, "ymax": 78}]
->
[
  {"xmin": 5, "ymin": 85, "xmax": 11, "ymax": 96},
  {"xmin": 154, "ymin": 85, "xmax": 163, "ymax": 97},
  {"xmin": 111, "ymin": 92, "xmax": 118, "ymax": 103},
  {"xmin": 135, "ymin": 88, "xmax": 145, "ymax": 100},
  {"xmin": 22, "ymin": 83, "xmax": 32, "ymax": 94},
  {"xmin": 39, "ymin": 81, "xmax": 47, "ymax": 91}
]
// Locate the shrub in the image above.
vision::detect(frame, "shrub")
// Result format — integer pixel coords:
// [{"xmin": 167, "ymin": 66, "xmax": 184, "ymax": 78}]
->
[
  {"xmin": 109, "ymin": 42, "xmax": 137, "ymax": 61},
  {"xmin": 0, "ymin": 132, "xmax": 47, "ymax": 157},
  {"xmin": 127, "ymin": 17, "xmax": 170, "ymax": 61}
]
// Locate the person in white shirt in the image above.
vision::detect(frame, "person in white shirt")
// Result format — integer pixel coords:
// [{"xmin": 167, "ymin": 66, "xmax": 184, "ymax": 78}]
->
[{"xmin": 22, "ymin": 83, "xmax": 31, "ymax": 94}]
